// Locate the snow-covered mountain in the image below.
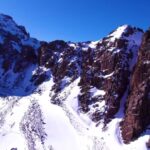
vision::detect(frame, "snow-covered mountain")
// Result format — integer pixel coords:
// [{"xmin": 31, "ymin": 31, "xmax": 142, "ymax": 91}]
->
[{"xmin": 0, "ymin": 14, "xmax": 150, "ymax": 150}]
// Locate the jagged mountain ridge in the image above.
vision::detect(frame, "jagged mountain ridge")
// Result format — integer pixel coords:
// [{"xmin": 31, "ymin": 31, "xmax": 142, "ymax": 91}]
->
[{"xmin": 0, "ymin": 14, "xmax": 150, "ymax": 150}]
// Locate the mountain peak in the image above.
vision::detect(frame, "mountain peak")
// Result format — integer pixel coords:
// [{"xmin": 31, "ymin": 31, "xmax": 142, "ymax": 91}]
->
[
  {"xmin": 0, "ymin": 13, "xmax": 13, "ymax": 20},
  {"xmin": 0, "ymin": 13, "xmax": 28, "ymax": 39},
  {"xmin": 108, "ymin": 24, "xmax": 143, "ymax": 42},
  {"xmin": 0, "ymin": 14, "xmax": 149, "ymax": 150}
]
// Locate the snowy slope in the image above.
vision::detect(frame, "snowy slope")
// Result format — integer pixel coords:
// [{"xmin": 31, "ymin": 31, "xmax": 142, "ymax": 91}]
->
[
  {"xmin": 0, "ymin": 78, "xmax": 82, "ymax": 150},
  {"xmin": 0, "ymin": 67, "xmax": 149, "ymax": 150}
]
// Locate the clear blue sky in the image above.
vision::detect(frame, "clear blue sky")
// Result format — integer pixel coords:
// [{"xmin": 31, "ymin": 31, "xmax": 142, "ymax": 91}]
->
[{"xmin": 0, "ymin": 0, "xmax": 149, "ymax": 42}]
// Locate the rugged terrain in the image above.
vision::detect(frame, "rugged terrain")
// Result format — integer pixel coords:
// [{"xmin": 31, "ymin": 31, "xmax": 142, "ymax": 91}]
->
[{"xmin": 0, "ymin": 14, "xmax": 150, "ymax": 150}]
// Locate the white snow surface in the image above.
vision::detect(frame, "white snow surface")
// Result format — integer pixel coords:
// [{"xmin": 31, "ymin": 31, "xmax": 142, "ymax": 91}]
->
[
  {"xmin": 103, "ymin": 72, "xmax": 114, "ymax": 79},
  {"xmin": 0, "ymin": 78, "xmax": 82, "ymax": 150},
  {"xmin": 108, "ymin": 25, "xmax": 143, "ymax": 46},
  {"xmin": 109, "ymin": 25, "xmax": 129, "ymax": 42},
  {"xmin": 125, "ymin": 30, "xmax": 143, "ymax": 46},
  {"xmin": 89, "ymin": 41, "xmax": 99, "ymax": 49},
  {"xmin": 35, "ymin": 79, "xmax": 82, "ymax": 150},
  {"xmin": 90, "ymin": 87, "xmax": 106, "ymax": 97},
  {"xmin": 0, "ymin": 70, "xmax": 149, "ymax": 150}
]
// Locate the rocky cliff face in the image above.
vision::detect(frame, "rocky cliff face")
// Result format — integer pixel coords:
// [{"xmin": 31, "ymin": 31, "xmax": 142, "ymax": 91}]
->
[
  {"xmin": 121, "ymin": 29, "xmax": 150, "ymax": 143},
  {"xmin": 0, "ymin": 14, "xmax": 149, "ymax": 150},
  {"xmin": 37, "ymin": 25, "xmax": 143, "ymax": 125}
]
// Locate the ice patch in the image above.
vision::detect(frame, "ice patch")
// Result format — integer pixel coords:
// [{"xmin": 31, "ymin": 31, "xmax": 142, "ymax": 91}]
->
[
  {"xmin": 103, "ymin": 72, "xmax": 114, "ymax": 79},
  {"xmin": 90, "ymin": 87, "xmax": 106, "ymax": 97}
]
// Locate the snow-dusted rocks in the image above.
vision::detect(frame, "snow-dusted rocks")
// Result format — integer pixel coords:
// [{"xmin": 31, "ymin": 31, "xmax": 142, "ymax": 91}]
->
[
  {"xmin": 121, "ymin": 29, "xmax": 150, "ymax": 144},
  {"xmin": 0, "ymin": 13, "xmax": 150, "ymax": 150},
  {"xmin": 0, "ymin": 14, "xmax": 28, "ymax": 38}
]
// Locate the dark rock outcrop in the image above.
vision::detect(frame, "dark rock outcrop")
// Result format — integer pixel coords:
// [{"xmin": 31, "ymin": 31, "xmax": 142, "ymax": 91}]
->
[{"xmin": 121, "ymin": 29, "xmax": 150, "ymax": 143}]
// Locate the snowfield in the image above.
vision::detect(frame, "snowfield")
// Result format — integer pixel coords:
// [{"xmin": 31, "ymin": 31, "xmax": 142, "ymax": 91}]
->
[
  {"xmin": 0, "ymin": 78, "xmax": 82, "ymax": 150},
  {"xmin": 0, "ymin": 74, "xmax": 149, "ymax": 150}
]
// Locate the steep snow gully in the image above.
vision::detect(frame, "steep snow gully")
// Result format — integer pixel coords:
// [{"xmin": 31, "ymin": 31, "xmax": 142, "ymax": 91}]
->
[
  {"xmin": 0, "ymin": 14, "xmax": 150, "ymax": 150},
  {"xmin": 0, "ymin": 77, "xmax": 108, "ymax": 150}
]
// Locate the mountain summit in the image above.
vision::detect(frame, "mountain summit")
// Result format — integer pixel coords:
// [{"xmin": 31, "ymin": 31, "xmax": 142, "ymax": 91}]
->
[{"xmin": 0, "ymin": 14, "xmax": 149, "ymax": 150}]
